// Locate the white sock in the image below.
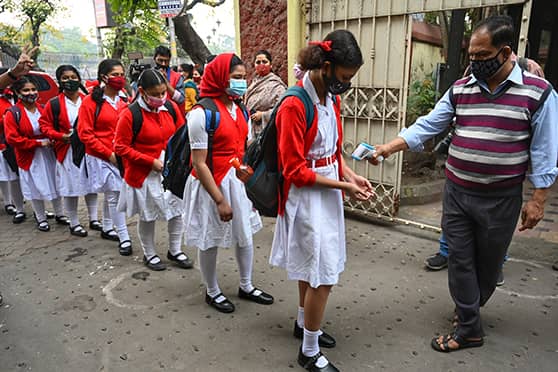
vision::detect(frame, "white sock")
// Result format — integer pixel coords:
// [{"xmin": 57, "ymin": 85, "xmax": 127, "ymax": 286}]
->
[
  {"xmin": 10, "ymin": 180, "xmax": 24, "ymax": 212},
  {"xmin": 102, "ymin": 196, "xmax": 112, "ymax": 231},
  {"xmin": 51, "ymin": 197, "xmax": 64, "ymax": 216},
  {"xmin": 297, "ymin": 306, "xmax": 305, "ymax": 328},
  {"xmin": 167, "ymin": 216, "xmax": 184, "ymax": 257},
  {"xmin": 31, "ymin": 199, "xmax": 46, "ymax": 221},
  {"xmin": 199, "ymin": 247, "xmax": 222, "ymax": 300},
  {"xmin": 106, "ymin": 191, "xmax": 129, "ymax": 241},
  {"xmin": 235, "ymin": 244, "xmax": 254, "ymax": 293},
  {"xmin": 64, "ymin": 196, "xmax": 80, "ymax": 226},
  {"xmin": 138, "ymin": 220, "xmax": 156, "ymax": 259},
  {"xmin": 302, "ymin": 328, "xmax": 321, "ymax": 357},
  {"xmin": 85, "ymin": 193, "xmax": 98, "ymax": 221}
]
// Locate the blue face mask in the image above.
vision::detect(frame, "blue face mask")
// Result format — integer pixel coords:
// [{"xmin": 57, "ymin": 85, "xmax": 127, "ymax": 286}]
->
[{"xmin": 226, "ymin": 78, "xmax": 247, "ymax": 97}]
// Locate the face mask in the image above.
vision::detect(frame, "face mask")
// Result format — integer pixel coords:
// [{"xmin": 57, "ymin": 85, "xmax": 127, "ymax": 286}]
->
[
  {"xmin": 156, "ymin": 63, "xmax": 168, "ymax": 71},
  {"xmin": 323, "ymin": 64, "xmax": 351, "ymax": 95},
  {"xmin": 106, "ymin": 76, "xmax": 126, "ymax": 91},
  {"xmin": 61, "ymin": 79, "xmax": 81, "ymax": 92},
  {"xmin": 18, "ymin": 93, "xmax": 38, "ymax": 104},
  {"xmin": 144, "ymin": 94, "xmax": 166, "ymax": 109},
  {"xmin": 293, "ymin": 63, "xmax": 305, "ymax": 81},
  {"xmin": 193, "ymin": 76, "xmax": 201, "ymax": 84},
  {"xmin": 470, "ymin": 48, "xmax": 506, "ymax": 81},
  {"xmin": 226, "ymin": 78, "xmax": 247, "ymax": 97},
  {"xmin": 255, "ymin": 64, "xmax": 271, "ymax": 77}
]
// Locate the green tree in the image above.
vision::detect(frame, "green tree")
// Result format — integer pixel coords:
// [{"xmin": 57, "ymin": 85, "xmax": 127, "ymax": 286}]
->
[{"xmin": 105, "ymin": 0, "xmax": 167, "ymax": 60}]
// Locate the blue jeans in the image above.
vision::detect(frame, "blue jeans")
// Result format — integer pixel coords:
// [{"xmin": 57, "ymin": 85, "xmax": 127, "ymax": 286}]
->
[{"xmin": 439, "ymin": 231, "xmax": 508, "ymax": 262}]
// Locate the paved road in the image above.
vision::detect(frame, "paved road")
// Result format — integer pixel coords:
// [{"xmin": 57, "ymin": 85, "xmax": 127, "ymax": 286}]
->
[{"xmin": 0, "ymin": 202, "xmax": 556, "ymax": 371}]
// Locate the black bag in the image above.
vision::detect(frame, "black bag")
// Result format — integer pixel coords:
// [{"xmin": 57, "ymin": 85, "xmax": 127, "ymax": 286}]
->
[
  {"xmin": 2, "ymin": 106, "xmax": 21, "ymax": 174},
  {"xmin": 244, "ymin": 86, "xmax": 315, "ymax": 217}
]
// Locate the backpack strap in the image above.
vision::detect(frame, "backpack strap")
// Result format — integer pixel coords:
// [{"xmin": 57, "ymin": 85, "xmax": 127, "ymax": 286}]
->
[
  {"xmin": 50, "ymin": 97, "xmax": 61, "ymax": 132},
  {"xmin": 94, "ymin": 99, "xmax": 103, "ymax": 126},
  {"xmin": 282, "ymin": 86, "xmax": 315, "ymax": 130},
  {"xmin": 128, "ymin": 101, "xmax": 144, "ymax": 145},
  {"xmin": 235, "ymin": 99, "xmax": 250, "ymax": 123},
  {"xmin": 163, "ymin": 100, "xmax": 178, "ymax": 123},
  {"xmin": 196, "ymin": 97, "xmax": 220, "ymax": 173},
  {"xmin": 7, "ymin": 106, "xmax": 21, "ymax": 126}
]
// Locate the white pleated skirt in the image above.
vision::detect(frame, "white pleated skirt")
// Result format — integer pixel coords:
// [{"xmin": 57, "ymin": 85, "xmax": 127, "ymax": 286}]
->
[
  {"xmin": 55, "ymin": 147, "xmax": 91, "ymax": 197},
  {"xmin": 182, "ymin": 167, "xmax": 262, "ymax": 251},
  {"xmin": 19, "ymin": 147, "xmax": 59, "ymax": 201},
  {"xmin": 85, "ymin": 154, "xmax": 122, "ymax": 193},
  {"xmin": 0, "ymin": 150, "xmax": 18, "ymax": 182},
  {"xmin": 118, "ymin": 170, "xmax": 182, "ymax": 222},
  {"xmin": 269, "ymin": 161, "xmax": 346, "ymax": 288}
]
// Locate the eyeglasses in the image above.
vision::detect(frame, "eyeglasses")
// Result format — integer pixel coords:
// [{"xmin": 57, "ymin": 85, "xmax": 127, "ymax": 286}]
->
[{"xmin": 255, "ymin": 60, "xmax": 269, "ymax": 65}]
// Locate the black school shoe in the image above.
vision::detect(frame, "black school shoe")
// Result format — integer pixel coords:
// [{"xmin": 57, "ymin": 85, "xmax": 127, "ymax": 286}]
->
[
  {"xmin": 205, "ymin": 293, "xmax": 235, "ymax": 313},
  {"xmin": 238, "ymin": 287, "xmax": 274, "ymax": 305},
  {"xmin": 293, "ymin": 322, "xmax": 336, "ymax": 348},
  {"xmin": 12, "ymin": 211, "xmax": 26, "ymax": 224},
  {"xmin": 167, "ymin": 251, "xmax": 194, "ymax": 269},
  {"xmin": 143, "ymin": 255, "xmax": 165, "ymax": 270},
  {"xmin": 101, "ymin": 229, "xmax": 119, "ymax": 241},
  {"xmin": 297, "ymin": 347, "xmax": 339, "ymax": 372},
  {"xmin": 89, "ymin": 220, "xmax": 103, "ymax": 231},
  {"xmin": 118, "ymin": 240, "xmax": 133, "ymax": 256},
  {"xmin": 55, "ymin": 215, "xmax": 70, "ymax": 225},
  {"xmin": 4, "ymin": 204, "xmax": 16, "ymax": 215}
]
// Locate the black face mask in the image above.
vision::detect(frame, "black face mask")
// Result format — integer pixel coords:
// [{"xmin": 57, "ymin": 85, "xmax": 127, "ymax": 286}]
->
[
  {"xmin": 323, "ymin": 64, "xmax": 351, "ymax": 95},
  {"xmin": 155, "ymin": 63, "xmax": 168, "ymax": 71},
  {"xmin": 18, "ymin": 93, "xmax": 38, "ymax": 104},
  {"xmin": 61, "ymin": 79, "xmax": 81, "ymax": 92},
  {"xmin": 470, "ymin": 48, "xmax": 507, "ymax": 81}
]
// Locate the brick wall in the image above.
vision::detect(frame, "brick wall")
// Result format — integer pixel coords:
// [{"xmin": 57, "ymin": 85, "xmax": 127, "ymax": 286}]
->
[{"xmin": 238, "ymin": 0, "xmax": 288, "ymax": 84}]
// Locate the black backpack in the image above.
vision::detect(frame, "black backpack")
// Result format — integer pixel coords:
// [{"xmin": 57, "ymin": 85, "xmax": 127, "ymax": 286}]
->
[
  {"xmin": 162, "ymin": 97, "xmax": 249, "ymax": 199},
  {"xmin": 1, "ymin": 106, "xmax": 21, "ymax": 174},
  {"xmin": 116, "ymin": 100, "xmax": 178, "ymax": 177},
  {"xmin": 243, "ymin": 86, "xmax": 316, "ymax": 217}
]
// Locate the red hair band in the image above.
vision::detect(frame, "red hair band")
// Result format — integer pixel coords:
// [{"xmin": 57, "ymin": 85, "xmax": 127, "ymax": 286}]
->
[{"xmin": 309, "ymin": 40, "xmax": 332, "ymax": 52}]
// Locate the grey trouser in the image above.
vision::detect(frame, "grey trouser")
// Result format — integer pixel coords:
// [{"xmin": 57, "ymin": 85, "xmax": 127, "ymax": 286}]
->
[{"xmin": 442, "ymin": 180, "xmax": 522, "ymax": 338}]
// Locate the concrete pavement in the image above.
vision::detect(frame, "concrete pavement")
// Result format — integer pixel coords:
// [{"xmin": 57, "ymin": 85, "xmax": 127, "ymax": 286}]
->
[{"xmin": 0, "ymin": 200, "xmax": 556, "ymax": 371}]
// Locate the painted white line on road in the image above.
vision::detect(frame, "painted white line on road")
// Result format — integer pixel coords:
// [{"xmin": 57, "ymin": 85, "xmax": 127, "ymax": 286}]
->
[
  {"xmin": 495, "ymin": 257, "xmax": 558, "ymax": 300},
  {"xmin": 101, "ymin": 270, "xmax": 202, "ymax": 310}
]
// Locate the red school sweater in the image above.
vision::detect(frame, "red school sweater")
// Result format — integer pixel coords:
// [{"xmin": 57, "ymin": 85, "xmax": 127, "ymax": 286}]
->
[
  {"xmin": 40, "ymin": 93, "xmax": 85, "ymax": 163},
  {"xmin": 0, "ymin": 96, "xmax": 12, "ymax": 151},
  {"xmin": 275, "ymin": 81, "xmax": 343, "ymax": 216},
  {"xmin": 77, "ymin": 94, "xmax": 128, "ymax": 161},
  {"xmin": 114, "ymin": 100, "xmax": 185, "ymax": 188},
  {"xmin": 3, "ymin": 102, "xmax": 46, "ymax": 171},
  {"xmin": 190, "ymin": 98, "xmax": 249, "ymax": 187}
]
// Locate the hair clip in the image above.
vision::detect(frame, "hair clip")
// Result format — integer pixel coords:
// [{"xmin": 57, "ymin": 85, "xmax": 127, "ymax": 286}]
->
[{"xmin": 309, "ymin": 40, "xmax": 332, "ymax": 52}]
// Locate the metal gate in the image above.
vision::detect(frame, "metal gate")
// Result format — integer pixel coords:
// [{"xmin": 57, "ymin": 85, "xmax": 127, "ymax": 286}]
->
[{"xmin": 305, "ymin": 0, "xmax": 530, "ymax": 229}]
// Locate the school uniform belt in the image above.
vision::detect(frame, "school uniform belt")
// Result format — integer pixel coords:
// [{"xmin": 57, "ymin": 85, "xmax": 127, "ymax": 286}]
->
[{"xmin": 306, "ymin": 154, "xmax": 337, "ymax": 168}]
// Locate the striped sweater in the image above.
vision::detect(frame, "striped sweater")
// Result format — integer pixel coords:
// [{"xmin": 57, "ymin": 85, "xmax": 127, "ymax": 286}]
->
[{"xmin": 446, "ymin": 72, "xmax": 553, "ymax": 189}]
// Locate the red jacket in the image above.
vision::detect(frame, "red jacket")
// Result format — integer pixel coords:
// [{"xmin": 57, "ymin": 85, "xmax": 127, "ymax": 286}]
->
[
  {"xmin": 40, "ymin": 93, "xmax": 85, "ymax": 163},
  {"xmin": 276, "ymin": 82, "xmax": 343, "ymax": 215},
  {"xmin": 77, "ymin": 94, "xmax": 127, "ymax": 161},
  {"xmin": 114, "ymin": 100, "xmax": 185, "ymax": 188},
  {"xmin": 0, "ymin": 96, "xmax": 12, "ymax": 152},
  {"xmin": 190, "ymin": 99, "xmax": 249, "ymax": 187},
  {"xmin": 4, "ymin": 102, "xmax": 47, "ymax": 171}
]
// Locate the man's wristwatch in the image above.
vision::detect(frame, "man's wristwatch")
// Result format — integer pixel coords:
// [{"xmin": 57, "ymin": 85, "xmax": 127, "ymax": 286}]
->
[{"xmin": 6, "ymin": 69, "xmax": 18, "ymax": 81}]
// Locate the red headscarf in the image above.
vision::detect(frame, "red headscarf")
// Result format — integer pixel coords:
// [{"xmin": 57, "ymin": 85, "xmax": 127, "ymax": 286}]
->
[{"xmin": 199, "ymin": 53, "xmax": 234, "ymax": 98}]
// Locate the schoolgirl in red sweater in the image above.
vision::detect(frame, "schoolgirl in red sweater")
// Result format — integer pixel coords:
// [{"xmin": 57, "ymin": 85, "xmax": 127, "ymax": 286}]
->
[
  {"xmin": 4, "ymin": 76, "xmax": 68, "ymax": 231},
  {"xmin": 0, "ymin": 70, "xmax": 24, "ymax": 222},
  {"xmin": 78, "ymin": 59, "xmax": 131, "ymax": 255},
  {"xmin": 115, "ymin": 69, "xmax": 193, "ymax": 271},
  {"xmin": 183, "ymin": 53, "xmax": 273, "ymax": 313},
  {"xmin": 270, "ymin": 31, "xmax": 373, "ymax": 372},
  {"xmin": 40, "ymin": 65, "xmax": 101, "ymax": 237}
]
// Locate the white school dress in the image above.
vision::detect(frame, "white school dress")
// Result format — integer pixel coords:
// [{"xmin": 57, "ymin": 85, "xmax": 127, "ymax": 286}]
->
[
  {"xmin": 84, "ymin": 94, "xmax": 122, "ymax": 194},
  {"xmin": 182, "ymin": 103, "xmax": 262, "ymax": 250},
  {"xmin": 0, "ymin": 150, "xmax": 18, "ymax": 182},
  {"xmin": 18, "ymin": 108, "xmax": 59, "ymax": 201},
  {"xmin": 55, "ymin": 96, "xmax": 90, "ymax": 197},
  {"xmin": 269, "ymin": 73, "xmax": 346, "ymax": 288}
]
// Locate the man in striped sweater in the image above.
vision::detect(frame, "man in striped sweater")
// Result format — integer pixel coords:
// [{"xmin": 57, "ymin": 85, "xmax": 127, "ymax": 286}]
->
[{"xmin": 370, "ymin": 15, "xmax": 558, "ymax": 352}]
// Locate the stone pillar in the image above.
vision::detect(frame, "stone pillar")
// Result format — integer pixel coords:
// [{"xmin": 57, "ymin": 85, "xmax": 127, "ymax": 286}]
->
[{"xmin": 238, "ymin": 0, "xmax": 288, "ymax": 84}]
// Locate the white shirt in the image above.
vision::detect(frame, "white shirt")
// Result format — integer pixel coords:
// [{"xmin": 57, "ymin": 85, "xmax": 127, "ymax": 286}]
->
[{"xmin": 64, "ymin": 95, "xmax": 82, "ymax": 126}]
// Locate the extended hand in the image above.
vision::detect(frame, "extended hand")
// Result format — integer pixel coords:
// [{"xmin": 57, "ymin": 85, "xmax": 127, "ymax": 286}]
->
[
  {"xmin": 152, "ymin": 158, "xmax": 164, "ymax": 172},
  {"xmin": 344, "ymin": 182, "xmax": 372, "ymax": 201},
  {"xmin": 12, "ymin": 45, "xmax": 39, "ymax": 77},
  {"xmin": 367, "ymin": 143, "xmax": 390, "ymax": 165}
]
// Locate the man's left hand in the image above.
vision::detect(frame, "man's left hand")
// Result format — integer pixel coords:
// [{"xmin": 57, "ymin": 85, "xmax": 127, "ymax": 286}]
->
[{"xmin": 519, "ymin": 199, "xmax": 544, "ymax": 231}]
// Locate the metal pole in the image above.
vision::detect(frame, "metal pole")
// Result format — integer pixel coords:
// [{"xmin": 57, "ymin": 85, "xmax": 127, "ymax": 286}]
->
[
  {"xmin": 168, "ymin": 17, "xmax": 178, "ymax": 66},
  {"xmin": 517, "ymin": 0, "xmax": 533, "ymax": 57},
  {"xmin": 96, "ymin": 27, "xmax": 104, "ymax": 58}
]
